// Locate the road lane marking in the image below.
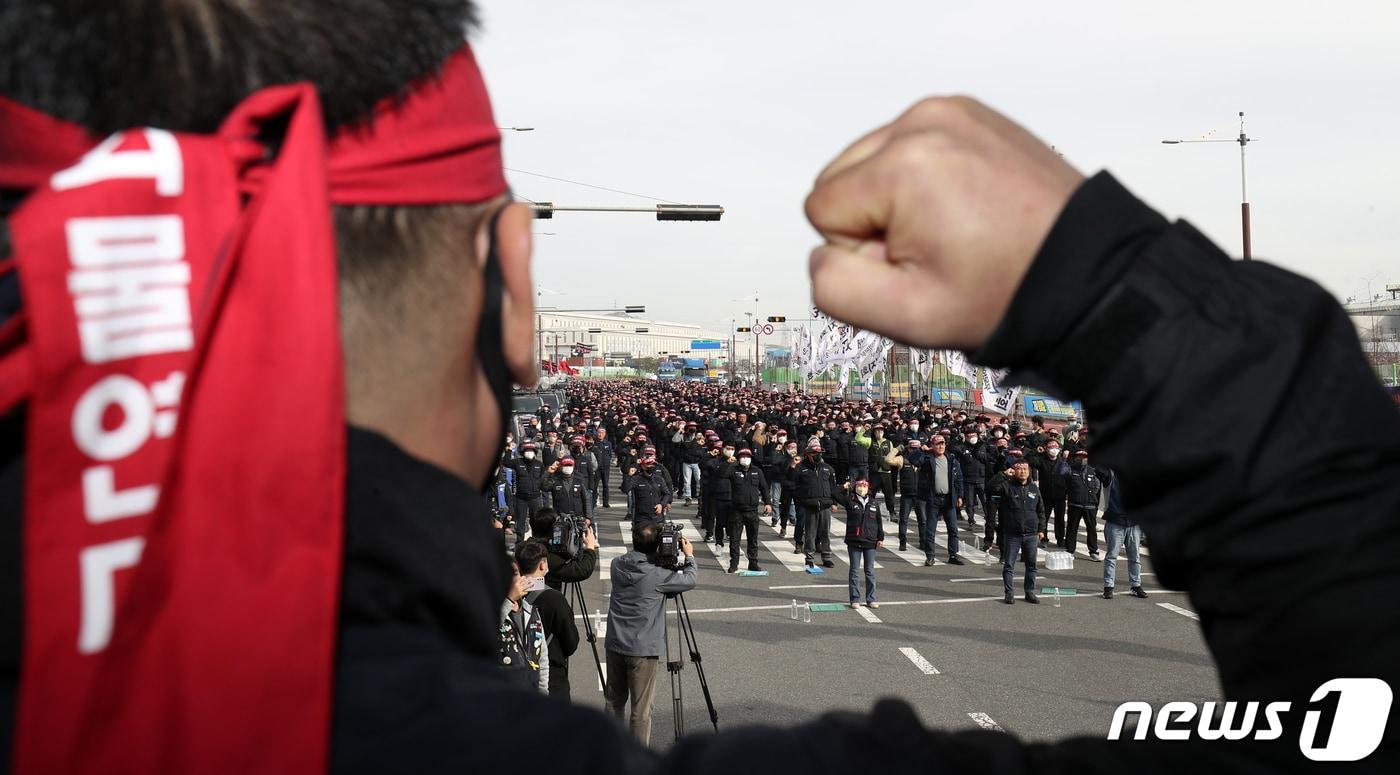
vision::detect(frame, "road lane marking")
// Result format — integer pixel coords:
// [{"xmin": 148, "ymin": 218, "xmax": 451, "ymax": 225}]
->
[
  {"xmin": 856, "ymin": 606, "xmax": 882, "ymax": 623},
  {"xmin": 899, "ymin": 647, "xmax": 939, "ymax": 674},
  {"xmin": 760, "ymin": 540, "xmax": 812, "ymax": 571},
  {"xmin": 769, "ymin": 584, "xmax": 846, "ymax": 590},
  {"xmin": 1156, "ymin": 602, "xmax": 1200, "ymax": 620},
  {"xmin": 967, "ymin": 712, "xmax": 1003, "ymax": 731},
  {"xmin": 569, "ymin": 589, "xmax": 1186, "ymax": 619}
]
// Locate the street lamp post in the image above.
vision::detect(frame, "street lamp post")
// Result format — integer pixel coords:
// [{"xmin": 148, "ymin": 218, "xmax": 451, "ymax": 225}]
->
[{"xmin": 1162, "ymin": 111, "xmax": 1256, "ymax": 260}]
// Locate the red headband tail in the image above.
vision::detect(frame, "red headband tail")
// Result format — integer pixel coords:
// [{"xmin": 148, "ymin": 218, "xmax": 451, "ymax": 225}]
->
[{"xmin": 0, "ymin": 45, "xmax": 506, "ymax": 773}]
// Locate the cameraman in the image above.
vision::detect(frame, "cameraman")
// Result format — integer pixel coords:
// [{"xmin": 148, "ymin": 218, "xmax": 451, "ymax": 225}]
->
[
  {"xmin": 603, "ymin": 522, "xmax": 698, "ymax": 745},
  {"xmin": 528, "ymin": 508, "xmax": 600, "ymax": 592}
]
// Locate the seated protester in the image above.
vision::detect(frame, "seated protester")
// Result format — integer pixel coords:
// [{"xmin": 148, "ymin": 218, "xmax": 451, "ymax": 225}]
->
[
  {"xmin": 498, "ymin": 561, "xmax": 548, "ymax": 695},
  {"xmin": 834, "ymin": 479, "xmax": 884, "ymax": 609},
  {"xmin": 514, "ymin": 541, "xmax": 579, "ymax": 699},
  {"xmin": 529, "ymin": 508, "xmax": 600, "ymax": 592}
]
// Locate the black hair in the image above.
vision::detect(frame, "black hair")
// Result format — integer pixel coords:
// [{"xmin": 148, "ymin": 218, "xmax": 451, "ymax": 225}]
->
[
  {"xmin": 529, "ymin": 507, "xmax": 557, "ymax": 542},
  {"xmin": 632, "ymin": 522, "xmax": 660, "ymax": 556},
  {"xmin": 0, "ymin": 1, "xmax": 479, "ymax": 135},
  {"xmin": 0, "ymin": 0, "xmax": 485, "ymax": 301},
  {"xmin": 513, "ymin": 540, "xmax": 549, "ymax": 576}
]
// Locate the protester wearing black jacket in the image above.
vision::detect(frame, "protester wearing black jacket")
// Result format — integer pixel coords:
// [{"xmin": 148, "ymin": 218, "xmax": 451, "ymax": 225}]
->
[
  {"xmin": 992, "ymin": 460, "xmax": 1047, "ymax": 604},
  {"xmin": 622, "ymin": 459, "xmax": 673, "ymax": 524},
  {"xmin": 726, "ymin": 452, "xmax": 771, "ymax": 572},
  {"xmin": 794, "ymin": 441, "xmax": 840, "ymax": 568},
  {"xmin": 1062, "ymin": 450, "xmax": 1102, "ymax": 559},
  {"xmin": 835, "ymin": 481, "xmax": 884, "ymax": 607}
]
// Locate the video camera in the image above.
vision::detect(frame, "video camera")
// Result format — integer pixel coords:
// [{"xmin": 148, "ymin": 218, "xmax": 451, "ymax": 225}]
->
[
  {"xmin": 549, "ymin": 512, "xmax": 588, "ymax": 559},
  {"xmin": 656, "ymin": 521, "xmax": 684, "ymax": 569}
]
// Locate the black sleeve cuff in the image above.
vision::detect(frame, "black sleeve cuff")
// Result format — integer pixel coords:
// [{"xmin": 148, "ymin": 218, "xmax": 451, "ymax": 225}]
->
[{"xmin": 972, "ymin": 171, "xmax": 1170, "ymax": 371}]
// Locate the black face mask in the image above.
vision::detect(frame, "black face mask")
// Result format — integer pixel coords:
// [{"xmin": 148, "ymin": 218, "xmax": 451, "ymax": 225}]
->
[{"xmin": 474, "ymin": 207, "xmax": 513, "ymax": 493}]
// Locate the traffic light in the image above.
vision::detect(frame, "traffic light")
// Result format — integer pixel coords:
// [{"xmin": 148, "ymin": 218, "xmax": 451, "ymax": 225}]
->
[
  {"xmin": 766, "ymin": 316, "xmax": 786, "ymax": 323},
  {"xmin": 736, "ymin": 327, "xmax": 751, "ymax": 333}
]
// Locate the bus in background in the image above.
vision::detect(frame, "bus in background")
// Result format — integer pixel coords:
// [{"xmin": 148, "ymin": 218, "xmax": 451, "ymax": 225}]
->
[{"xmin": 657, "ymin": 361, "xmax": 678, "ymax": 382}]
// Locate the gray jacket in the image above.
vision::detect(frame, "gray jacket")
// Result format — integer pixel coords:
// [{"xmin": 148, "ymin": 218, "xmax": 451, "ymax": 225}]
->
[{"xmin": 604, "ymin": 550, "xmax": 697, "ymax": 657}]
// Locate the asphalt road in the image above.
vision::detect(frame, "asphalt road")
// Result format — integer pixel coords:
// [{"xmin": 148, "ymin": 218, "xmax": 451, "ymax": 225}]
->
[{"xmin": 560, "ymin": 475, "xmax": 1219, "ymax": 750}]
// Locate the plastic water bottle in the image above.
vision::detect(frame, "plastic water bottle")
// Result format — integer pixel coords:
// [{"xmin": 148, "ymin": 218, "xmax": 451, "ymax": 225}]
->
[
  {"xmin": 1053, "ymin": 588, "xmax": 1061, "ymax": 608},
  {"xmin": 803, "ymin": 603, "xmax": 812, "ymax": 624},
  {"xmin": 790, "ymin": 599, "xmax": 799, "ymax": 620},
  {"xmin": 595, "ymin": 609, "xmax": 606, "ymax": 637}
]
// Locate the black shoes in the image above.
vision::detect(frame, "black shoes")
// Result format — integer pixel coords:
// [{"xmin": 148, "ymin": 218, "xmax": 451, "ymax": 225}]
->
[
  {"xmin": 1088, "ymin": 551, "xmax": 1101, "ymax": 562},
  {"xmin": 1130, "ymin": 586, "xmax": 1148, "ymax": 598},
  {"xmin": 727, "ymin": 561, "xmax": 739, "ymax": 574},
  {"xmin": 1024, "ymin": 592, "xmax": 1041, "ymax": 604},
  {"xmin": 923, "ymin": 558, "xmax": 935, "ymax": 567},
  {"xmin": 1103, "ymin": 586, "xmax": 1114, "ymax": 599},
  {"xmin": 948, "ymin": 555, "xmax": 966, "ymax": 566},
  {"xmin": 898, "ymin": 542, "xmax": 907, "ymax": 552},
  {"xmin": 703, "ymin": 531, "xmax": 712, "ymax": 542},
  {"xmin": 1003, "ymin": 593, "xmax": 1014, "ymax": 605},
  {"xmin": 748, "ymin": 561, "xmax": 762, "ymax": 572},
  {"xmin": 822, "ymin": 559, "xmax": 836, "ymax": 568}
]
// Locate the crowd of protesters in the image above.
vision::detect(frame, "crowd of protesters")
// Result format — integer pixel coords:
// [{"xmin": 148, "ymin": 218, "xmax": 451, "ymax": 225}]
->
[{"xmin": 492, "ymin": 379, "xmax": 1146, "ymax": 616}]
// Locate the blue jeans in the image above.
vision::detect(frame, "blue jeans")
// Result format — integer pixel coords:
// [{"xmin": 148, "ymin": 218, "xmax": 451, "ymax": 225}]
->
[
  {"xmin": 897, "ymin": 494, "xmax": 926, "ymax": 546},
  {"xmin": 1104, "ymin": 521, "xmax": 1142, "ymax": 588},
  {"xmin": 1002, "ymin": 532, "xmax": 1039, "ymax": 595},
  {"xmin": 768, "ymin": 480, "xmax": 783, "ymax": 518},
  {"xmin": 847, "ymin": 546, "xmax": 877, "ymax": 603},
  {"xmin": 923, "ymin": 494, "xmax": 960, "ymax": 560},
  {"xmin": 681, "ymin": 463, "xmax": 701, "ymax": 498}
]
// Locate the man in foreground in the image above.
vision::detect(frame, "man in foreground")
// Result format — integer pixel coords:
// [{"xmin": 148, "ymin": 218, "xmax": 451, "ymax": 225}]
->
[{"xmin": 1, "ymin": 4, "xmax": 1396, "ymax": 774}]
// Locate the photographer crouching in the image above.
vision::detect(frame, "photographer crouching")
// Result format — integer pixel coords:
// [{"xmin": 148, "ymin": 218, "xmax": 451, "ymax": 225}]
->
[{"xmin": 604, "ymin": 522, "xmax": 698, "ymax": 744}]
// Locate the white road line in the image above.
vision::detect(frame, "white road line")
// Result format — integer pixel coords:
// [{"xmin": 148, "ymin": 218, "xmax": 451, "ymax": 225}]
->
[
  {"xmin": 598, "ymin": 662, "xmax": 607, "ymax": 693},
  {"xmin": 967, "ymin": 712, "xmax": 1003, "ymax": 731},
  {"xmin": 769, "ymin": 584, "xmax": 846, "ymax": 590},
  {"xmin": 670, "ymin": 518, "xmax": 726, "ymax": 567},
  {"xmin": 950, "ymin": 576, "xmax": 1008, "ymax": 583},
  {"xmin": 761, "ymin": 540, "xmax": 811, "ymax": 571},
  {"xmin": 569, "ymin": 589, "xmax": 1187, "ymax": 619},
  {"xmin": 1156, "ymin": 602, "xmax": 1200, "ymax": 620},
  {"xmin": 856, "ymin": 606, "xmax": 883, "ymax": 624},
  {"xmin": 899, "ymin": 647, "xmax": 939, "ymax": 675}
]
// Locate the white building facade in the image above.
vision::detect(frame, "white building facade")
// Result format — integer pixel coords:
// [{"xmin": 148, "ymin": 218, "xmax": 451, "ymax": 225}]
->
[{"xmin": 535, "ymin": 311, "xmax": 726, "ymax": 361}]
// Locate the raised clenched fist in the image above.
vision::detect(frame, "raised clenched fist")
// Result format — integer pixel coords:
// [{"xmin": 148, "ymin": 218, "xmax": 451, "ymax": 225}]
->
[{"xmin": 805, "ymin": 96, "xmax": 1083, "ymax": 351}]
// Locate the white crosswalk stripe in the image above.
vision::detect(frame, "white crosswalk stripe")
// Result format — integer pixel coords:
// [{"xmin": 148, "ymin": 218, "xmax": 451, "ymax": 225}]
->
[{"xmin": 760, "ymin": 541, "xmax": 812, "ymax": 572}]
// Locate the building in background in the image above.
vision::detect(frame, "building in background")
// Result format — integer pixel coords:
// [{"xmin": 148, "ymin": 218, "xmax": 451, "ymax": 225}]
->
[{"xmin": 535, "ymin": 310, "xmax": 725, "ymax": 362}]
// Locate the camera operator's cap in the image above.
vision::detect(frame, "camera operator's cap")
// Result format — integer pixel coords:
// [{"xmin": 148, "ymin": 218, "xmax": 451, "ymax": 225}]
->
[
  {"xmin": 561, "ymin": 457, "xmax": 575, "ymax": 466},
  {"xmin": 1073, "ymin": 449, "xmax": 1089, "ymax": 457},
  {"xmin": 853, "ymin": 479, "xmax": 870, "ymax": 487}
]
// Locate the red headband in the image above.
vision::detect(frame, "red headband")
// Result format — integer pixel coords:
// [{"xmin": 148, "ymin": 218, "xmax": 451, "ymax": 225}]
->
[{"xmin": 0, "ymin": 45, "xmax": 505, "ymax": 774}]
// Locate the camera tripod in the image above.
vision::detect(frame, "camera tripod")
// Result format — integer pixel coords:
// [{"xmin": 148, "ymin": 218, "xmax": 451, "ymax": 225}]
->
[
  {"xmin": 664, "ymin": 591, "xmax": 719, "ymax": 740},
  {"xmin": 565, "ymin": 580, "xmax": 607, "ymax": 694}
]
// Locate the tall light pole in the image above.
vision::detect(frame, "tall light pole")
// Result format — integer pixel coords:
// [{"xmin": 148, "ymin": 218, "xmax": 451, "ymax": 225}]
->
[{"xmin": 1163, "ymin": 111, "xmax": 1257, "ymax": 260}]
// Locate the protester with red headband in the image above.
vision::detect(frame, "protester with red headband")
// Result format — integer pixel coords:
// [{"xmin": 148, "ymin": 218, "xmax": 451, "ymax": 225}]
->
[{"xmin": 4, "ymin": 3, "xmax": 1399, "ymax": 775}]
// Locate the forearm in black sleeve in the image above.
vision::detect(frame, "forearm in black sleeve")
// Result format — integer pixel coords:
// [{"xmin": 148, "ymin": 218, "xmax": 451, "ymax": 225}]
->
[
  {"xmin": 552, "ymin": 549, "xmax": 596, "ymax": 585},
  {"xmin": 971, "ymin": 171, "xmax": 1400, "ymax": 761}
]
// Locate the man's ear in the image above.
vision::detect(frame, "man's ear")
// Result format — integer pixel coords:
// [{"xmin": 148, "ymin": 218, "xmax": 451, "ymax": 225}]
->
[{"xmin": 491, "ymin": 201, "xmax": 538, "ymax": 389}]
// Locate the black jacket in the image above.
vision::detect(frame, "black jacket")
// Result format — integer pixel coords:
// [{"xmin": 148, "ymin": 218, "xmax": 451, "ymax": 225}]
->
[
  {"xmin": 622, "ymin": 467, "xmax": 673, "ymax": 521},
  {"xmin": 794, "ymin": 458, "xmax": 839, "ymax": 508},
  {"xmin": 835, "ymin": 492, "xmax": 885, "ymax": 549},
  {"xmin": 526, "ymin": 585, "xmax": 577, "ymax": 671},
  {"xmin": 1062, "ymin": 463, "xmax": 1102, "ymax": 509},
  {"xmin": 512, "ymin": 458, "xmax": 546, "ymax": 500},
  {"xmin": 546, "ymin": 471, "xmax": 592, "ymax": 519},
  {"xmin": 544, "ymin": 546, "xmax": 597, "ymax": 592},
  {"xmin": 728, "ymin": 466, "xmax": 770, "ymax": 510},
  {"xmin": 701, "ymin": 454, "xmax": 734, "ymax": 500},
  {"xmin": 991, "ymin": 478, "xmax": 1047, "ymax": 536}
]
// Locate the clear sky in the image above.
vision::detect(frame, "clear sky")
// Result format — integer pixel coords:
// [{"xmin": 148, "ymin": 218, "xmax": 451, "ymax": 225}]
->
[{"xmin": 473, "ymin": 0, "xmax": 1400, "ymax": 337}]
